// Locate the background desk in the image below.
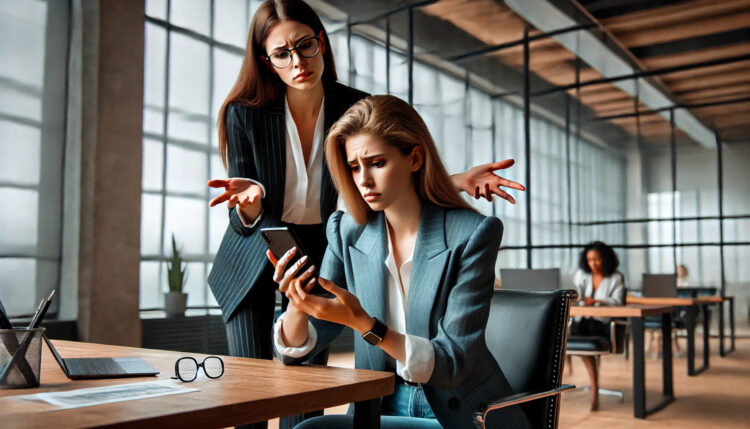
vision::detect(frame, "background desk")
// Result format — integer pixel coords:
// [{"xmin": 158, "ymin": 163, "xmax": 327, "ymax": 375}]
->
[
  {"xmin": 570, "ymin": 304, "xmax": 673, "ymax": 418},
  {"xmin": 0, "ymin": 340, "xmax": 393, "ymax": 428},
  {"xmin": 627, "ymin": 296, "xmax": 713, "ymax": 376}
]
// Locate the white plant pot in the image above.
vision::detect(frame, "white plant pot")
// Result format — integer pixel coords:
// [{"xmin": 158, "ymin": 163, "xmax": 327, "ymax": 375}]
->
[{"xmin": 164, "ymin": 292, "xmax": 188, "ymax": 317}]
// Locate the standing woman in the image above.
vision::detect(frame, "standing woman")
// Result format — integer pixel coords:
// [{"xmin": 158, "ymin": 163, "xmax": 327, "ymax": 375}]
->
[
  {"xmin": 207, "ymin": 1, "xmax": 523, "ymax": 426},
  {"xmin": 571, "ymin": 241, "xmax": 625, "ymax": 337},
  {"xmin": 271, "ymin": 95, "xmax": 530, "ymax": 428}
]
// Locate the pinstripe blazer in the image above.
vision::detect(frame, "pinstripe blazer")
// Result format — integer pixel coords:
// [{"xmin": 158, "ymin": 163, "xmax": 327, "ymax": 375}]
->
[
  {"xmin": 278, "ymin": 204, "xmax": 528, "ymax": 428},
  {"xmin": 208, "ymin": 81, "xmax": 368, "ymax": 322}
]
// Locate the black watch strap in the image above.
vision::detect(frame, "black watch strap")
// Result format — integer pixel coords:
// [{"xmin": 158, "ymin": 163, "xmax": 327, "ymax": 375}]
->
[{"xmin": 362, "ymin": 318, "xmax": 387, "ymax": 346}]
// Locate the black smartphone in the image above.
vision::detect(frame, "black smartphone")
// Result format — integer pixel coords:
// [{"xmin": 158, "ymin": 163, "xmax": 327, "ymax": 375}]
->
[{"xmin": 260, "ymin": 227, "xmax": 329, "ymax": 296}]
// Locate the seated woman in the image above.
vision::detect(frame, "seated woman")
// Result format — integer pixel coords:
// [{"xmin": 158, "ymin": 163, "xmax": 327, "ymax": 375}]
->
[
  {"xmin": 571, "ymin": 241, "xmax": 625, "ymax": 338},
  {"xmin": 269, "ymin": 95, "xmax": 530, "ymax": 429}
]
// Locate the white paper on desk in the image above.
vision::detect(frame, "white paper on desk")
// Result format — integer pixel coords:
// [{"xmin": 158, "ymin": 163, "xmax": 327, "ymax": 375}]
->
[{"xmin": 12, "ymin": 380, "xmax": 199, "ymax": 409}]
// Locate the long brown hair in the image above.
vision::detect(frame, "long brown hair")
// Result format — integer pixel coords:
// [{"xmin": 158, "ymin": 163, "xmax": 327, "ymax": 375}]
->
[
  {"xmin": 326, "ymin": 95, "xmax": 475, "ymax": 224},
  {"xmin": 217, "ymin": 0, "xmax": 338, "ymax": 168}
]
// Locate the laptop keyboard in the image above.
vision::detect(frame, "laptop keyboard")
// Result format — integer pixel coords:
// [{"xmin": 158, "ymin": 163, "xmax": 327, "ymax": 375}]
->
[{"xmin": 65, "ymin": 358, "xmax": 127, "ymax": 376}]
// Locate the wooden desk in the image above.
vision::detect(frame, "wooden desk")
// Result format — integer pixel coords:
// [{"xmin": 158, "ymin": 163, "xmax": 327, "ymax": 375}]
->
[
  {"xmin": 627, "ymin": 296, "xmax": 711, "ymax": 376},
  {"xmin": 570, "ymin": 304, "xmax": 674, "ymax": 419},
  {"xmin": 0, "ymin": 340, "xmax": 393, "ymax": 428}
]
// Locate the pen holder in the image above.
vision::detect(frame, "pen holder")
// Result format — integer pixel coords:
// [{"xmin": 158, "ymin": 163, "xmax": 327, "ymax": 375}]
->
[{"xmin": 0, "ymin": 328, "xmax": 44, "ymax": 389}]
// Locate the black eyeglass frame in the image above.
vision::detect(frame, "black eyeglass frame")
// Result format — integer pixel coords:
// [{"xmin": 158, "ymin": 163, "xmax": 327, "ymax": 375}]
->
[
  {"xmin": 265, "ymin": 35, "xmax": 321, "ymax": 69},
  {"xmin": 170, "ymin": 356, "xmax": 225, "ymax": 382}
]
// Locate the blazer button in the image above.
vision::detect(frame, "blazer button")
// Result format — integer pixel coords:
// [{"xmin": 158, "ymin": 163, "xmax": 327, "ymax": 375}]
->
[{"xmin": 448, "ymin": 397, "xmax": 460, "ymax": 410}]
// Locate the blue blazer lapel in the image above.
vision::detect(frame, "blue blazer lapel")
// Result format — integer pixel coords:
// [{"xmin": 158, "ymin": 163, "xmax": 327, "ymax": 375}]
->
[
  {"xmin": 349, "ymin": 213, "xmax": 388, "ymax": 370},
  {"xmin": 407, "ymin": 204, "xmax": 450, "ymax": 337}
]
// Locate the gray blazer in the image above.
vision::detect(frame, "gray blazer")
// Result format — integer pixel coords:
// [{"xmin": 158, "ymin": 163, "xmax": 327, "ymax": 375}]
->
[{"xmin": 278, "ymin": 204, "xmax": 529, "ymax": 428}]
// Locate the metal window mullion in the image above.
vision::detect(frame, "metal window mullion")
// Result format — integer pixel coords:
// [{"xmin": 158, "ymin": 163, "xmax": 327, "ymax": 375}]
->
[
  {"xmin": 385, "ymin": 17, "xmax": 390, "ymax": 94},
  {"xmin": 716, "ymin": 131, "xmax": 726, "ymax": 297},
  {"xmin": 204, "ymin": 0, "xmax": 217, "ymax": 313},
  {"xmin": 157, "ymin": 0, "xmax": 172, "ymax": 300},
  {"xmin": 670, "ymin": 109, "xmax": 677, "ymax": 271},
  {"xmin": 523, "ymin": 28, "xmax": 531, "ymax": 268}
]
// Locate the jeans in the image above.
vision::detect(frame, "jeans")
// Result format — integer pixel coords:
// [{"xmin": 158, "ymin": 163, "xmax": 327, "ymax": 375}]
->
[{"xmin": 294, "ymin": 384, "xmax": 442, "ymax": 429}]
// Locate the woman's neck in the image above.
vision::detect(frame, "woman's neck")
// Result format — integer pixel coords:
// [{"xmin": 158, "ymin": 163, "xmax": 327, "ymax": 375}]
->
[
  {"xmin": 286, "ymin": 82, "xmax": 324, "ymax": 118},
  {"xmin": 384, "ymin": 186, "xmax": 422, "ymax": 240}
]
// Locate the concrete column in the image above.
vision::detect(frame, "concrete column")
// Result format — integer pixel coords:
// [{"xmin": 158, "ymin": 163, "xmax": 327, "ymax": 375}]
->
[{"xmin": 75, "ymin": 0, "xmax": 144, "ymax": 346}]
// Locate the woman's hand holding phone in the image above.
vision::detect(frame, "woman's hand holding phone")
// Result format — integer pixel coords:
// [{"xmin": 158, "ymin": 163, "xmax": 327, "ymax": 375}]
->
[
  {"xmin": 268, "ymin": 247, "xmax": 318, "ymax": 301},
  {"xmin": 266, "ymin": 249, "xmax": 372, "ymax": 334}
]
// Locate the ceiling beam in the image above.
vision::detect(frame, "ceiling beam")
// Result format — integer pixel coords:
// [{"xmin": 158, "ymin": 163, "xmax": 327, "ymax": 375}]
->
[{"xmin": 504, "ymin": 0, "xmax": 717, "ymax": 147}]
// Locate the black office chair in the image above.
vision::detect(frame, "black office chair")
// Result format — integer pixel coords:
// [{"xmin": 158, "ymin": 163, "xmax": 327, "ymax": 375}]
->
[
  {"xmin": 566, "ymin": 319, "xmax": 628, "ymax": 410},
  {"xmin": 475, "ymin": 289, "xmax": 577, "ymax": 429}
]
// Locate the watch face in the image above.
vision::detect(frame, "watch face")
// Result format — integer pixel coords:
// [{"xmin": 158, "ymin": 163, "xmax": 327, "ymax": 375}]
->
[{"xmin": 362, "ymin": 331, "xmax": 382, "ymax": 345}]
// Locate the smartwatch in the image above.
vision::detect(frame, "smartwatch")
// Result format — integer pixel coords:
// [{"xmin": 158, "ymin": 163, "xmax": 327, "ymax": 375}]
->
[{"xmin": 362, "ymin": 318, "xmax": 387, "ymax": 346}]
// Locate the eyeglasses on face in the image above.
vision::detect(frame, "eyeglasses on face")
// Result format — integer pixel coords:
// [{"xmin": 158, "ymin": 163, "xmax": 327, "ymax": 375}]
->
[
  {"xmin": 171, "ymin": 356, "xmax": 224, "ymax": 382},
  {"xmin": 265, "ymin": 35, "xmax": 321, "ymax": 69}
]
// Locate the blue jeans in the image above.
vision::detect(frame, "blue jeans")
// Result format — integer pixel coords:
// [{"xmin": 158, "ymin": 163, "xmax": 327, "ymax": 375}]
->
[{"xmin": 294, "ymin": 385, "xmax": 441, "ymax": 429}]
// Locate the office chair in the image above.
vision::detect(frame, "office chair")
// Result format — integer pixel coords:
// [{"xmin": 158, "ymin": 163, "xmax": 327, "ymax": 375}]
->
[
  {"xmin": 475, "ymin": 289, "xmax": 577, "ymax": 429},
  {"xmin": 566, "ymin": 320, "xmax": 628, "ymax": 410}
]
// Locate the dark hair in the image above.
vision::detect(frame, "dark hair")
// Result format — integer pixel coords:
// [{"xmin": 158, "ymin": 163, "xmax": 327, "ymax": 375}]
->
[
  {"xmin": 217, "ymin": 0, "xmax": 338, "ymax": 168},
  {"xmin": 578, "ymin": 241, "xmax": 619, "ymax": 277}
]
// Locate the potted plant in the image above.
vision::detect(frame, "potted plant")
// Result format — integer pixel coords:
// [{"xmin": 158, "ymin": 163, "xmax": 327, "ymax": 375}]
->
[{"xmin": 164, "ymin": 234, "xmax": 188, "ymax": 317}]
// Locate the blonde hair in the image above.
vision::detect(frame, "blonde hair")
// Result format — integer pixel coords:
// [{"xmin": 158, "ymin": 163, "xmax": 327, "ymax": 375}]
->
[{"xmin": 325, "ymin": 95, "xmax": 474, "ymax": 224}]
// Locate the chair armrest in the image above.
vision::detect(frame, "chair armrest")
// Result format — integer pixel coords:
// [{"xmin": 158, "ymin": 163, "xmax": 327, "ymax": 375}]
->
[{"xmin": 474, "ymin": 385, "xmax": 575, "ymax": 428}]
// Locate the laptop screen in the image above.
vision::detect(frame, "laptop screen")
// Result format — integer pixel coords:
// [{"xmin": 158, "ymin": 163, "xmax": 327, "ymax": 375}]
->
[
  {"xmin": 42, "ymin": 333, "xmax": 70, "ymax": 376},
  {"xmin": 500, "ymin": 268, "xmax": 561, "ymax": 291},
  {"xmin": 642, "ymin": 274, "xmax": 678, "ymax": 297}
]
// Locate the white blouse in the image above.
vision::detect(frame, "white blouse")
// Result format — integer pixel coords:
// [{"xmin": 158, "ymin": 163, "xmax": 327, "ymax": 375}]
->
[
  {"xmin": 280, "ymin": 96, "xmax": 325, "ymax": 225},
  {"xmin": 573, "ymin": 269, "xmax": 625, "ymax": 323},
  {"xmin": 236, "ymin": 96, "xmax": 326, "ymax": 227}
]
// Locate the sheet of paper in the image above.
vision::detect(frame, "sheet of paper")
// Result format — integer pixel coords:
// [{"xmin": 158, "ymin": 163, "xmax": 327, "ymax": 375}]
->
[{"xmin": 12, "ymin": 380, "xmax": 199, "ymax": 409}]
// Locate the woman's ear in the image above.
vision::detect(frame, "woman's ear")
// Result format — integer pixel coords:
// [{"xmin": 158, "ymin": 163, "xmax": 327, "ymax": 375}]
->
[
  {"xmin": 319, "ymin": 31, "xmax": 326, "ymax": 55},
  {"xmin": 410, "ymin": 146, "xmax": 424, "ymax": 172}
]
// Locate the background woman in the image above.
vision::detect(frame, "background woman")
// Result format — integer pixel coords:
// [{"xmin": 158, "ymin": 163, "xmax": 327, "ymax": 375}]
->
[
  {"xmin": 571, "ymin": 241, "xmax": 626, "ymax": 338},
  {"xmin": 207, "ymin": 1, "xmax": 524, "ymax": 427},
  {"xmin": 270, "ymin": 95, "xmax": 530, "ymax": 429}
]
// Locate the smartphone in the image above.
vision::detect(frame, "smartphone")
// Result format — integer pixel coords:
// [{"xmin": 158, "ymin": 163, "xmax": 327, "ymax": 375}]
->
[{"xmin": 260, "ymin": 227, "xmax": 329, "ymax": 296}]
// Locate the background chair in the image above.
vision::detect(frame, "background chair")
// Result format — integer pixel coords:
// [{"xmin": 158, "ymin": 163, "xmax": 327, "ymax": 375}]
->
[
  {"xmin": 566, "ymin": 319, "xmax": 628, "ymax": 410},
  {"xmin": 476, "ymin": 289, "xmax": 577, "ymax": 429},
  {"xmin": 643, "ymin": 273, "xmax": 686, "ymax": 357}
]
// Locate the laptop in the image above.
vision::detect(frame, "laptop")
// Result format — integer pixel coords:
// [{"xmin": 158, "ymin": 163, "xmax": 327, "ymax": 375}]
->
[
  {"xmin": 43, "ymin": 334, "xmax": 159, "ymax": 379},
  {"xmin": 500, "ymin": 268, "xmax": 561, "ymax": 291},
  {"xmin": 642, "ymin": 274, "xmax": 678, "ymax": 298}
]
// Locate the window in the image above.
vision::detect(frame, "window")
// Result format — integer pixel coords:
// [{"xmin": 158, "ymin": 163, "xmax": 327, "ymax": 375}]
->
[
  {"xmin": 0, "ymin": 0, "xmax": 69, "ymax": 317},
  {"xmin": 140, "ymin": 0, "xmax": 266, "ymax": 313}
]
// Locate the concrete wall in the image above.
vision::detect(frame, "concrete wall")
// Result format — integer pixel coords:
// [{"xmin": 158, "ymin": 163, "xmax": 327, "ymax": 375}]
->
[{"xmin": 63, "ymin": 0, "xmax": 145, "ymax": 346}]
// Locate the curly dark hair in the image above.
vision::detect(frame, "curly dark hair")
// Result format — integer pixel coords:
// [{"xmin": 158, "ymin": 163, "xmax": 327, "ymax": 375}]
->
[{"xmin": 578, "ymin": 241, "xmax": 619, "ymax": 277}]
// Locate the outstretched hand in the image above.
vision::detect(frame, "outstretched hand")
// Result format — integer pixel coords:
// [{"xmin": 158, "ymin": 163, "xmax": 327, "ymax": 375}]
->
[
  {"xmin": 458, "ymin": 159, "xmax": 526, "ymax": 204},
  {"xmin": 207, "ymin": 178, "xmax": 263, "ymax": 210}
]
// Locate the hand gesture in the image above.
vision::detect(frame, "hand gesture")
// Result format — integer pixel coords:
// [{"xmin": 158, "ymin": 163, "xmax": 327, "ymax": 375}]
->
[
  {"xmin": 207, "ymin": 178, "xmax": 263, "ymax": 222},
  {"xmin": 460, "ymin": 159, "xmax": 526, "ymax": 204}
]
